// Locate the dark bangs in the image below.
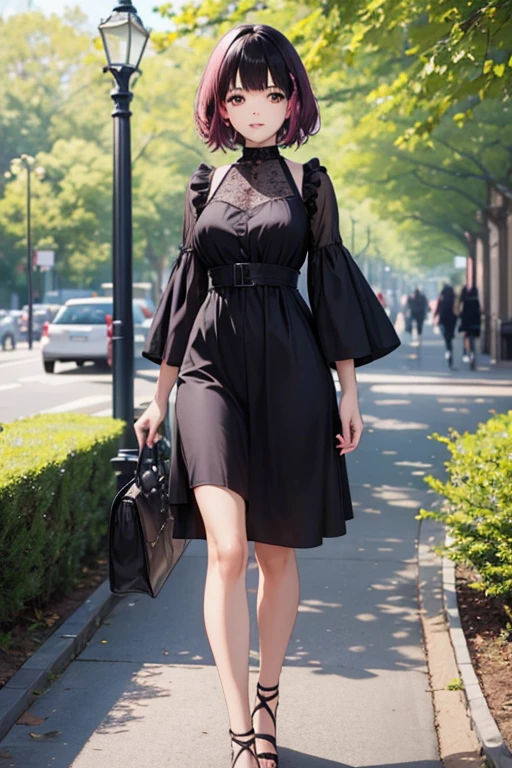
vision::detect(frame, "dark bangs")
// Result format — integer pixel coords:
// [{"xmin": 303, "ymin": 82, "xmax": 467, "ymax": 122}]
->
[
  {"xmin": 194, "ymin": 24, "xmax": 321, "ymax": 153},
  {"xmin": 219, "ymin": 34, "xmax": 293, "ymax": 102}
]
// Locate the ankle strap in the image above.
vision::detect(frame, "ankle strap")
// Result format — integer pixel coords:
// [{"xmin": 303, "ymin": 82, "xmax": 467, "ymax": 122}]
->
[
  {"xmin": 257, "ymin": 682, "xmax": 279, "ymax": 691},
  {"xmin": 229, "ymin": 726, "xmax": 255, "ymax": 738}
]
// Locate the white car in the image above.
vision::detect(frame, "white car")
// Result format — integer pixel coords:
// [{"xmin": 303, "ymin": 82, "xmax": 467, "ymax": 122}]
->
[{"xmin": 41, "ymin": 297, "xmax": 150, "ymax": 373}]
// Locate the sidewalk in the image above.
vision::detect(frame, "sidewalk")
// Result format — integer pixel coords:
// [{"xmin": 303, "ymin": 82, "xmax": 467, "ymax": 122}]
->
[{"xmin": 2, "ymin": 326, "xmax": 512, "ymax": 767}]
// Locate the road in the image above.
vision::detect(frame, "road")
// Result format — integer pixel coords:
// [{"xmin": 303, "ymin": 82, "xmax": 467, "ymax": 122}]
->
[{"xmin": 0, "ymin": 343, "xmax": 161, "ymax": 422}]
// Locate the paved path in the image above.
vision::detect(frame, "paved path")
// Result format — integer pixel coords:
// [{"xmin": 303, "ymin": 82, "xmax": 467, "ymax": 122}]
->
[{"xmin": 2, "ymin": 325, "xmax": 512, "ymax": 767}]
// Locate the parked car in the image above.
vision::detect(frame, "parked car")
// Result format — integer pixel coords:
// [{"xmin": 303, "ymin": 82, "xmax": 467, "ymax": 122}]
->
[
  {"xmin": 41, "ymin": 298, "xmax": 149, "ymax": 373},
  {"xmin": 0, "ymin": 315, "xmax": 23, "ymax": 350},
  {"xmin": 20, "ymin": 304, "xmax": 61, "ymax": 340},
  {"xmin": 8, "ymin": 310, "xmax": 24, "ymax": 325}
]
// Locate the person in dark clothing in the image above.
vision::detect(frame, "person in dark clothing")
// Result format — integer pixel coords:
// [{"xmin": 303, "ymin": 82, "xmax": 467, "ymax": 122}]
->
[
  {"xmin": 406, "ymin": 287, "xmax": 429, "ymax": 340},
  {"xmin": 458, "ymin": 285, "xmax": 481, "ymax": 369},
  {"xmin": 133, "ymin": 23, "xmax": 400, "ymax": 768},
  {"xmin": 434, "ymin": 283, "xmax": 457, "ymax": 368}
]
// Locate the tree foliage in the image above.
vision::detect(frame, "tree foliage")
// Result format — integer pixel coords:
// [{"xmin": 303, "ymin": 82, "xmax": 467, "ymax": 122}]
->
[
  {"xmin": 156, "ymin": 0, "xmax": 512, "ymax": 139},
  {"xmin": 0, "ymin": 3, "xmax": 510, "ymax": 302},
  {"xmin": 0, "ymin": 11, "xmax": 216, "ymax": 302}
]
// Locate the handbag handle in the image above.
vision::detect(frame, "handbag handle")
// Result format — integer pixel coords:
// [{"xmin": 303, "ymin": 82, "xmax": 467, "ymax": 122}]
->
[
  {"xmin": 134, "ymin": 439, "xmax": 162, "ymax": 488},
  {"xmin": 135, "ymin": 440, "xmax": 159, "ymax": 476}
]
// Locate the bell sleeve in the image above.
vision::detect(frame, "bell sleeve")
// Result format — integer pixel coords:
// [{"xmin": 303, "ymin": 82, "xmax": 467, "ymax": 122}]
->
[
  {"xmin": 142, "ymin": 164, "xmax": 212, "ymax": 368},
  {"xmin": 304, "ymin": 159, "xmax": 401, "ymax": 369}
]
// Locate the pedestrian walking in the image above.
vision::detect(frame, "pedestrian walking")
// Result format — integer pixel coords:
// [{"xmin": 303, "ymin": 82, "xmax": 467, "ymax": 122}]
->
[
  {"xmin": 134, "ymin": 23, "xmax": 400, "ymax": 768},
  {"xmin": 406, "ymin": 287, "xmax": 429, "ymax": 342},
  {"xmin": 434, "ymin": 283, "xmax": 457, "ymax": 368},
  {"xmin": 458, "ymin": 284, "xmax": 481, "ymax": 370}
]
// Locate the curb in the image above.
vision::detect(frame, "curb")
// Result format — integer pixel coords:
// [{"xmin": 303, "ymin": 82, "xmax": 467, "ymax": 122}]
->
[
  {"xmin": 417, "ymin": 516, "xmax": 482, "ymax": 765},
  {"xmin": 0, "ymin": 579, "xmax": 123, "ymax": 742},
  {"xmin": 443, "ymin": 534, "xmax": 512, "ymax": 767}
]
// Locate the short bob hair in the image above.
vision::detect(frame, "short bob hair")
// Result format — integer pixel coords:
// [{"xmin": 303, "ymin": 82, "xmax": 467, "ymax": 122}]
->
[{"xmin": 194, "ymin": 24, "xmax": 321, "ymax": 153}]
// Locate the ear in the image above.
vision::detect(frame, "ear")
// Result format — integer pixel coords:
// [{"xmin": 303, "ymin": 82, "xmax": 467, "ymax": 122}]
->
[{"xmin": 219, "ymin": 102, "xmax": 229, "ymax": 121}]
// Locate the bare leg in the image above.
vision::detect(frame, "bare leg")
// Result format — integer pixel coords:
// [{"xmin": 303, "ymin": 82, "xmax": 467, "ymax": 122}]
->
[
  {"xmin": 192, "ymin": 484, "xmax": 257, "ymax": 768},
  {"xmin": 252, "ymin": 543, "xmax": 300, "ymax": 768}
]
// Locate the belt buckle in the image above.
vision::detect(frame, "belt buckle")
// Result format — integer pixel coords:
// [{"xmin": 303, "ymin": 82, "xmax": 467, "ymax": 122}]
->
[{"xmin": 233, "ymin": 262, "xmax": 254, "ymax": 287}]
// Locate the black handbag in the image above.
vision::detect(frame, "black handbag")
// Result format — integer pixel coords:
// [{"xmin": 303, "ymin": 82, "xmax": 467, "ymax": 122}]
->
[{"xmin": 108, "ymin": 437, "xmax": 176, "ymax": 598}]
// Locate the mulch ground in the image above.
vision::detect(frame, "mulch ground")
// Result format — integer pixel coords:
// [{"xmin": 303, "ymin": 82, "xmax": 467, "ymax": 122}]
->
[
  {"xmin": 455, "ymin": 562, "xmax": 512, "ymax": 752},
  {"xmin": 0, "ymin": 543, "xmax": 109, "ymax": 690}
]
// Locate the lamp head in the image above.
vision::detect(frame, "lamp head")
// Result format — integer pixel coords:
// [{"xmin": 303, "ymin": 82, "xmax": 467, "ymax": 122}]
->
[{"xmin": 98, "ymin": 1, "xmax": 149, "ymax": 71}]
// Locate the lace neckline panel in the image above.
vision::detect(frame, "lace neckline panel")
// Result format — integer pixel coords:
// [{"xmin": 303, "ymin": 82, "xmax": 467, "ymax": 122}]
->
[
  {"xmin": 206, "ymin": 155, "xmax": 300, "ymax": 212},
  {"xmin": 237, "ymin": 144, "xmax": 281, "ymax": 166}
]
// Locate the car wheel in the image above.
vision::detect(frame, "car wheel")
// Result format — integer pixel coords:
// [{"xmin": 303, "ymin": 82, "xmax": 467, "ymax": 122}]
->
[
  {"xmin": 76, "ymin": 360, "xmax": 85, "ymax": 367},
  {"xmin": 44, "ymin": 360, "xmax": 55, "ymax": 374},
  {"xmin": 2, "ymin": 333, "xmax": 15, "ymax": 351}
]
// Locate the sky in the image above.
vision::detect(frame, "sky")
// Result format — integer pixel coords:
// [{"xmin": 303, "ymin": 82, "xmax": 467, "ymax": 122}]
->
[{"xmin": 0, "ymin": 0, "xmax": 175, "ymax": 32}]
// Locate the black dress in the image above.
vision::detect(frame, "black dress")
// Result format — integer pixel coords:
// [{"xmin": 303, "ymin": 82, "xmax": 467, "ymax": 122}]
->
[{"xmin": 142, "ymin": 144, "xmax": 401, "ymax": 548}]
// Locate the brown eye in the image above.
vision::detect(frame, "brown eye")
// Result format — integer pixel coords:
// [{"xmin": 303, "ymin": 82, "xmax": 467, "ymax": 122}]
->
[
  {"xmin": 269, "ymin": 92, "xmax": 284, "ymax": 102},
  {"xmin": 227, "ymin": 95, "xmax": 244, "ymax": 105}
]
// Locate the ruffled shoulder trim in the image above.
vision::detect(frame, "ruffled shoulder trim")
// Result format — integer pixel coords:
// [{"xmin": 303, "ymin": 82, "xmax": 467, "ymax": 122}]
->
[
  {"xmin": 190, "ymin": 162, "xmax": 215, "ymax": 218},
  {"xmin": 303, "ymin": 157, "xmax": 327, "ymax": 219}
]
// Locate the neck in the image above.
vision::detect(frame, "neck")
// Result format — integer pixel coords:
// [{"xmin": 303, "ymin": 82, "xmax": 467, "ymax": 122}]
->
[{"xmin": 239, "ymin": 144, "xmax": 281, "ymax": 164}]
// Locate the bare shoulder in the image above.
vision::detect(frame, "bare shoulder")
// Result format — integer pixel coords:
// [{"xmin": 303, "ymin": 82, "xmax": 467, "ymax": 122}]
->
[
  {"xmin": 283, "ymin": 157, "xmax": 305, "ymax": 198},
  {"xmin": 207, "ymin": 163, "xmax": 232, "ymax": 202},
  {"xmin": 284, "ymin": 157, "xmax": 304, "ymax": 171}
]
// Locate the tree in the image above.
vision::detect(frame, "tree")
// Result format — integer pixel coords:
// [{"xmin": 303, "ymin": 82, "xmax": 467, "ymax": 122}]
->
[{"xmin": 154, "ymin": 0, "xmax": 512, "ymax": 140}]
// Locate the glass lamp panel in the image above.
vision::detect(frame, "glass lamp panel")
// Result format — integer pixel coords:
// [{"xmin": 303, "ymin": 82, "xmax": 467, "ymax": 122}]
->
[
  {"xmin": 127, "ymin": 16, "xmax": 148, "ymax": 68},
  {"xmin": 100, "ymin": 12, "xmax": 130, "ymax": 66}
]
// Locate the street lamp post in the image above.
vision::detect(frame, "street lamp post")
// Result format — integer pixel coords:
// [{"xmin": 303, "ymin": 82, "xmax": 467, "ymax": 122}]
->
[
  {"xmin": 99, "ymin": 2, "xmax": 150, "ymax": 486},
  {"xmin": 5, "ymin": 155, "xmax": 45, "ymax": 349},
  {"xmin": 22, "ymin": 156, "xmax": 33, "ymax": 349}
]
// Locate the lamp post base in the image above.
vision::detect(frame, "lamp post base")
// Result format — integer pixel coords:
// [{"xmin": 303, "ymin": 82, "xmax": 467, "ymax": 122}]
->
[{"xmin": 111, "ymin": 448, "xmax": 139, "ymax": 493}]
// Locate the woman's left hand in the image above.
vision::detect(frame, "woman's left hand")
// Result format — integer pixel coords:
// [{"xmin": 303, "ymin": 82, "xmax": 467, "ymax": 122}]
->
[{"xmin": 336, "ymin": 391, "xmax": 364, "ymax": 456}]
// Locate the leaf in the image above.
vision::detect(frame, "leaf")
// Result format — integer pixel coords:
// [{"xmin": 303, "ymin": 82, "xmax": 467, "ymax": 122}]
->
[{"xmin": 28, "ymin": 730, "xmax": 61, "ymax": 740}]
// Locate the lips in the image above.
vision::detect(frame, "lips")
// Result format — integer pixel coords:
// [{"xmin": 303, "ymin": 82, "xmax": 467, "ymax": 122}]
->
[{"xmin": 250, "ymin": 123, "xmax": 264, "ymax": 127}]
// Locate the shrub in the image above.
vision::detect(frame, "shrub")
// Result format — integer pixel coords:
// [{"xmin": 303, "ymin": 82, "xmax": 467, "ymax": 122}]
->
[
  {"xmin": 0, "ymin": 413, "xmax": 125, "ymax": 626},
  {"xmin": 417, "ymin": 410, "xmax": 512, "ymax": 611}
]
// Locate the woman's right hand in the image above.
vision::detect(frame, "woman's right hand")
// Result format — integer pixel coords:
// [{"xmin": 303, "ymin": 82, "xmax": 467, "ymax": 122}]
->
[{"xmin": 134, "ymin": 399, "xmax": 166, "ymax": 450}]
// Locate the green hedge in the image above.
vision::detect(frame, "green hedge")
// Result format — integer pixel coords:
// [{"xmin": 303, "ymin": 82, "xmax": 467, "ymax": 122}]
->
[
  {"xmin": 417, "ymin": 410, "xmax": 512, "ymax": 611},
  {"xmin": 0, "ymin": 413, "xmax": 126, "ymax": 626}
]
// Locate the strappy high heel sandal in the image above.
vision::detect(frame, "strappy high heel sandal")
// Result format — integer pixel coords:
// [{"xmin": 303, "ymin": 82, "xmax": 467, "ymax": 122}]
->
[
  {"xmin": 229, "ymin": 726, "xmax": 261, "ymax": 767},
  {"xmin": 251, "ymin": 682, "xmax": 280, "ymax": 767}
]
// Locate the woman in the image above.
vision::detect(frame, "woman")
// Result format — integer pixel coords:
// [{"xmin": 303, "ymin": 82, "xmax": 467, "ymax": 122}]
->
[
  {"xmin": 134, "ymin": 24, "xmax": 400, "ymax": 768},
  {"xmin": 458, "ymin": 285, "xmax": 481, "ymax": 369},
  {"xmin": 434, "ymin": 283, "xmax": 457, "ymax": 368}
]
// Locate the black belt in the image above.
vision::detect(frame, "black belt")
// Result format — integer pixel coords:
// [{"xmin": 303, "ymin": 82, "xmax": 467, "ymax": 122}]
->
[{"xmin": 208, "ymin": 262, "xmax": 299, "ymax": 289}]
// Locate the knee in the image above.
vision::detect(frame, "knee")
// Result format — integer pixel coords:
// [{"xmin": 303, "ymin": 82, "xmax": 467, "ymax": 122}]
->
[
  {"xmin": 255, "ymin": 543, "xmax": 295, "ymax": 576},
  {"xmin": 209, "ymin": 538, "xmax": 248, "ymax": 581}
]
